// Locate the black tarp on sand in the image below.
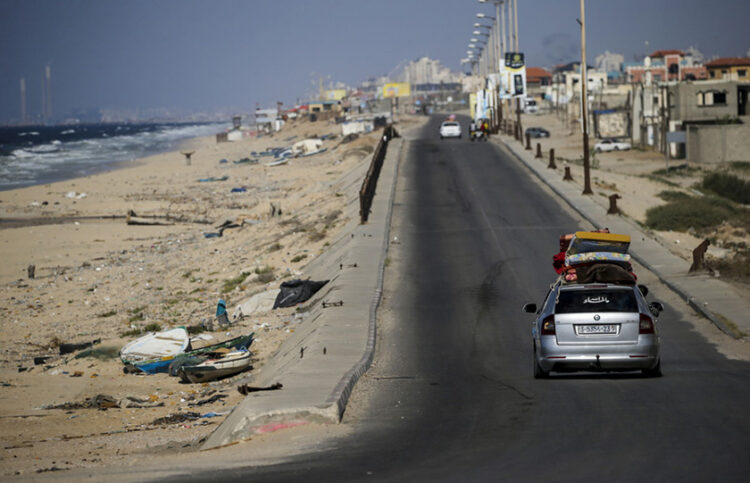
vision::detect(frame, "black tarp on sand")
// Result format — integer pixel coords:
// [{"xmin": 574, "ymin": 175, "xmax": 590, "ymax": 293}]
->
[{"xmin": 273, "ymin": 279, "xmax": 329, "ymax": 309}]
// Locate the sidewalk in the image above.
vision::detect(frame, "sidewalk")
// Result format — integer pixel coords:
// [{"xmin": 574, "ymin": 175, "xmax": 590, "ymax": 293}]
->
[{"xmin": 494, "ymin": 128, "xmax": 750, "ymax": 341}]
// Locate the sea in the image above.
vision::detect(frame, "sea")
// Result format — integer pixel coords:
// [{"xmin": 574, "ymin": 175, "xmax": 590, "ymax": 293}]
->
[{"xmin": 0, "ymin": 122, "xmax": 228, "ymax": 191}]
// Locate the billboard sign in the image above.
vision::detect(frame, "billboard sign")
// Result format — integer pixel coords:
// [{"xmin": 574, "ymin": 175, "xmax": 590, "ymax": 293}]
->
[
  {"xmin": 382, "ymin": 82, "xmax": 411, "ymax": 98},
  {"xmin": 505, "ymin": 52, "xmax": 525, "ymax": 69},
  {"xmin": 325, "ymin": 89, "xmax": 347, "ymax": 101},
  {"xmin": 501, "ymin": 52, "xmax": 527, "ymax": 99}
]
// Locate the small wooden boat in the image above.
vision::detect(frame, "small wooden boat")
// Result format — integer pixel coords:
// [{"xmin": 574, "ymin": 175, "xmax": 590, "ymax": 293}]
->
[
  {"xmin": 120, "ymin": 328, "xmax": 189, "ymax": 374},
  {"xmin": 122, "ymin": 331, "xmax": 254, "ymax": 375},
  {"xmin": 178, "ymin": 349, "xmax": 252, "ymax": 383}
]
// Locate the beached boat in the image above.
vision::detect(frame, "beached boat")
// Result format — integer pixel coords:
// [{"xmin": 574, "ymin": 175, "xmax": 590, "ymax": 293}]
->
[
  {"xmin": 122, "ymin": 331, "xmax": 254, "ymax": 375},
  {"xmin": 120, "ymin": 328, "xmax": 189, "ymax": 374},
  {"xmin": 178, "ymin": 349, "xmax": 252, "ymax": 383}
]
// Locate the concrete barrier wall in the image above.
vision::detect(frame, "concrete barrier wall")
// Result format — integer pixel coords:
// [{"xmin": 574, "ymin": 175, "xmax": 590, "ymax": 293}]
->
[
  {"xmin": 687, "ymin": 123, "xmax": 750, "ymax": 163},
  {"xmin": 202, "ymin": 136, "xmax": 404, "ymax": 449}
]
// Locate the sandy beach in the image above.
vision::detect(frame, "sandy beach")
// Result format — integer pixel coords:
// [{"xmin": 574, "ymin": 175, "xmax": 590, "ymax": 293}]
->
[{"xmin": 0, "ymin": 115, "xmax": 424, "ymax": 476}]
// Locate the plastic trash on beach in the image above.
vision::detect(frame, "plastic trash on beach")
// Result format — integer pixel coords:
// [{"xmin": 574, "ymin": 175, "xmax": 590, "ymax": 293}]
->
[
  {"xmin": 216, "ymin": 299, "xmax": 230, "ymax": 326},
  {"xmin": 197, "ymin": 175, "xmax": 229, "ymax": 182},
  {"xmin": 272, "ymin": 279, "xmax": 329, "ymax": 309}
]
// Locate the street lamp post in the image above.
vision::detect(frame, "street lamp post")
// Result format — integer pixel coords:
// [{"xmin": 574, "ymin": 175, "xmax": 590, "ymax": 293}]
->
[
  {"xmin": 475, "ymin": 14, "xmax": 497, "ymax": 71},
  {"xmin": 479, "ymin": 1, "xmax": 508, "ymax": 131}
]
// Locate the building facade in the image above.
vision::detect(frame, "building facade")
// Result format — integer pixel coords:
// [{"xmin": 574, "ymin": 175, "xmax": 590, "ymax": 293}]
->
[
  {"xmin": 705, "ymin": 58, "xmax": 750, "ymax": 82},
  {"xmin": 626, "ymin": 50, "xmax": 707, "ymax": 83}
]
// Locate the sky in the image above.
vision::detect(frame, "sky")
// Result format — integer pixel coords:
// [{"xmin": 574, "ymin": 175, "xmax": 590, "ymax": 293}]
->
[{"xmin": 1, "ymin": 0, "xmax": 749, "ymax": 124}]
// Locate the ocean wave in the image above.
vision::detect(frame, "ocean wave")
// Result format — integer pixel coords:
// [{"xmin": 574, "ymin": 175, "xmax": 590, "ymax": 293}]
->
[
  {"xmin": 11, "ymin": 149, "xmax": 35, "ymax": 158},
  {"xmin": 1, "ymin": 122, "xmax": 226, "ymax": 190}
]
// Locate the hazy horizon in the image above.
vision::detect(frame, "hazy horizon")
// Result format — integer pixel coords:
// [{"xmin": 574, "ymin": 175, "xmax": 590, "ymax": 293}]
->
[{"xmin": 1, "ymin": 0, "xmax": 749, "ymax": 124}]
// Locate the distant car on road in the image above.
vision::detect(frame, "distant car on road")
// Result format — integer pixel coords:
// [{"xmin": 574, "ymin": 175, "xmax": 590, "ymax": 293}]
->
[
  {"xmin": 525, "ymin": 127, "xmax": 550, "ymax": 138},
  {"xmin": 524, "ymin": 99, "xmax": 539, "ymax": 114},
  {"xmin": 439, "ymin": 121, "xmax": 462, "ymax": 140},
  {"xmin": 594, "ymin": 138, "xmax": 631, "ymax": 152},
  {"xmin": 523, "ymin": 281, "xmax": 663, "ymax": 378}
]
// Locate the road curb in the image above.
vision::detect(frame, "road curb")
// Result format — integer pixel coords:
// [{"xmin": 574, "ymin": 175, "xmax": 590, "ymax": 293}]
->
[{"xmin": 324, "ymin": 138, "xmax": 405, "ymax": 416}]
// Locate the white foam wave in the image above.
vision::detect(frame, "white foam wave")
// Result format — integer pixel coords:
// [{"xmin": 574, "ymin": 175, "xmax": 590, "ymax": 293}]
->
[
  {"xmin": 11, "ymin": 149, "xmax": 34, "ymax": 158},
  {"xmin": 1, "ymin": 122, "xmax": 226, "ymax": 190}
]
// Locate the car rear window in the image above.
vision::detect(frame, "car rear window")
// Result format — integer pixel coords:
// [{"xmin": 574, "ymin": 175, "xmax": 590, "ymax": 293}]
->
[
  {"xmin": 442, "ymin": 122, "xmax": 458, "ymax": 127},
  {"xmin": 555, "ymin": 289, "xmax": 637, "ymax": 313}
]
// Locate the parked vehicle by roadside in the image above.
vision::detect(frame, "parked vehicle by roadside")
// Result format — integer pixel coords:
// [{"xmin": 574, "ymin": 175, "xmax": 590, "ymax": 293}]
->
[
  {"xmin": 594, "ymin": 138, "xmax": 631, "ymax": 152},
  {"xmin": 524, "ymin": 98, "xmax": 539, "ymax": 114},
  {"xmin": 525, "ymin": 127, "xmax": 550, "ymax": 138}
]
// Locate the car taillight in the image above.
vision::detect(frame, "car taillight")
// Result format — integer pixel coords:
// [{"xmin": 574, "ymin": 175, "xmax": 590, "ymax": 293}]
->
[
  {"xmin": 639, "ymin": 314, "xmax": 655, "ymax": 334},
  {"xmin": 541, "ymin": 315, "xmax": 556, "ymax": 335}
]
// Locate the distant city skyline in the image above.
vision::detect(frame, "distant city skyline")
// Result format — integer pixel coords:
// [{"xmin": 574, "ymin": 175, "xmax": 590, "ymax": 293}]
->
[{"xmin": 1, "ymin": 0, "xmax": 749, "ymax": 124}]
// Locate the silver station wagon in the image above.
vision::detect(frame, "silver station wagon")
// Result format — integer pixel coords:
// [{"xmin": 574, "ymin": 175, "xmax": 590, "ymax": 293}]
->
[{"xmin": 523, "ymin": 282, "xmax": 663, "ymax": 378}]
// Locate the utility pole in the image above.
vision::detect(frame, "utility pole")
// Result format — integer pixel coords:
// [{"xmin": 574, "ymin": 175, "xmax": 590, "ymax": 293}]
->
[
  {"xmin": 496, "ymin": 1, "xmax": 503, "ymax": 129},
  {"xmin": 513, "ymin": 0, "xmax": 519, "ymax": 51},
  {"xmin": 495, "ymin": 1, "xmax": 501, "ymax": 67},
  {"xmin": 499, "ymin": 1, "xmax": 506, "ymax": 126},
  {"xmin": 507, "ymin": 0, "xmax": 514, "ymax": 55},
  {"xmin": 500, "ymin": 0, "xmax": 506, "ymax": 57},
  {"xmin": 662, "ymin": 84, "xmax": 671, "ymax": 173},
  {"xmin": 579, "ymin": 0, "xmax": 592, "ymax": 195}
]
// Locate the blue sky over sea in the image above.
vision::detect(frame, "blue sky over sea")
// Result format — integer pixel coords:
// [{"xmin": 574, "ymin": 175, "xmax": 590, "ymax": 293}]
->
[{"xmin": 1, "ymin": 0, "xmax": 749, "ymax": 124}]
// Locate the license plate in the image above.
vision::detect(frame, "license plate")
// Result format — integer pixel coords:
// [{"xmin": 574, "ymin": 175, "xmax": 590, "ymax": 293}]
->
[{"xmin": 576, "ymin": 324, "xmax": 618, "ymax": 335}]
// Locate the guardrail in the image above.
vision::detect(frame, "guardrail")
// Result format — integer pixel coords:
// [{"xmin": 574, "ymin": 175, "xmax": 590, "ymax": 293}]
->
[{"xmin": 359, "ymin": 125, "xmax": 399, "ymax": 223}]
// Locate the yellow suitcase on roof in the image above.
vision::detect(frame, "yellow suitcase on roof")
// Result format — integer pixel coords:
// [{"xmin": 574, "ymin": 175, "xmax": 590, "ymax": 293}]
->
[{"xmin": 566, "ymin": 231, "xmax": 631, "ymax": 255}]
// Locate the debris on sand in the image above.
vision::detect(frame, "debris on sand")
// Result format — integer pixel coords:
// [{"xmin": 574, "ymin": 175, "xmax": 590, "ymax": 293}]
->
[
  {"xmin": 237, "ymin": 382, "xmax": 283, "ymax": 395},
  {"xmin": 150, "ymin": 412, "xmax": 201, "ymax": 426},
  {"xmin": 43, "ymin": 394, "xmax": 165, "ymax": 410},
  {"xmin": 58, "ymin": 338, "xmax": 101, "ymax": 355}
]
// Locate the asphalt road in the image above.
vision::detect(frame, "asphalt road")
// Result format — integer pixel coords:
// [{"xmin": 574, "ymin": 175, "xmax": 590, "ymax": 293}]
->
[{"xmin": 182, "ymin": 116, "xmax": 750, "ymax": 482}]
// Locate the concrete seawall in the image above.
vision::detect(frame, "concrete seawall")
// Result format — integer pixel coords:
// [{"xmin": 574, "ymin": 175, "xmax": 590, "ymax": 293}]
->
[{"xmin": 202, "ymin": 135, "xmax": 404, "ymax": 449}]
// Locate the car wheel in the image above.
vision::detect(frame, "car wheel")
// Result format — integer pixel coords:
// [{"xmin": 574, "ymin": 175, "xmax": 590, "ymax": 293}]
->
[
  {"xmin": 642, "ymin": 359, "xmax": 662, "ymax": 378},
  {"xmin": 440, "ymin": 136, "xmax": 444, "ymax": 140},
  {"xmin": 533, "ymin": 345, "xmax": 549, "ymax": 379},
  {"xmin": 614, "ymin": 146, "xmax": 620, "ymax": 151}
]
